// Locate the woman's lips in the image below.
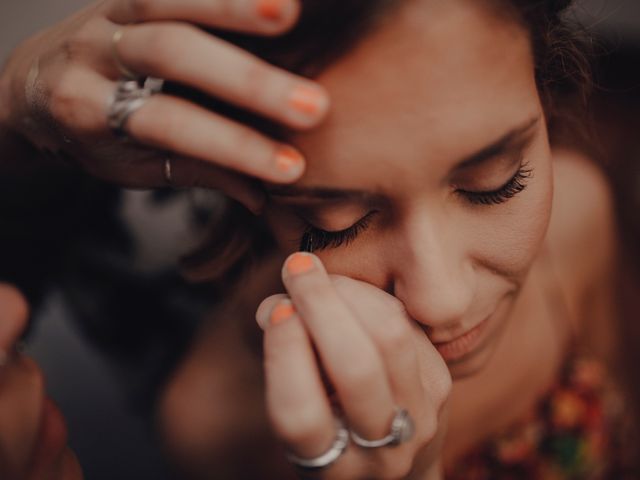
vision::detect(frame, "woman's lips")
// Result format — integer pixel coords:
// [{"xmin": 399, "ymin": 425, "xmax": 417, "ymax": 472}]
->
[{"xmin": 432, "ymin": 315, "xmax": 492, "ymax": 362}]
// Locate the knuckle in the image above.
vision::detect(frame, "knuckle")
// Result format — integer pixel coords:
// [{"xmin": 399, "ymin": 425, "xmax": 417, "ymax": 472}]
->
[
  {"xmin": 63, "ymin": 19, "xmax": 102, "ymax": 63},
  {"xmin": 378, "ymin": 319, "xmax": 412, "ymax": 354},
  {"xmin": 49, "ymin": 71, "xmax": 83, "ymax": 127},
  {"xmin": 127, "ymin": 0, "xmax": 157, "ymax": 20},
  {"xmin": 270, "ymin": 405, "xmax": 327, "ymax": 446},
  {"xmin": 60, "ymin": 37, "xmax": 86, "ymax": 64},
  {"xmin": 236, "ymin": 59, "xmax": 274, "ymax": 106},
  {"xmin": 339, "ymin": 360, "xmax": 379, "ymax": 392},
  {"xmin": 137, "ymin": 24, "xmax": 190, "ymax": 72}
]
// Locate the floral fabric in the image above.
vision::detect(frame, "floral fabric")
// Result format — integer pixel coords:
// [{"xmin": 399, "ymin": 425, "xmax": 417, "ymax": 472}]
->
[{"xmin": 446, "ymin": 355, "xmax": 634, "ymax": 479}]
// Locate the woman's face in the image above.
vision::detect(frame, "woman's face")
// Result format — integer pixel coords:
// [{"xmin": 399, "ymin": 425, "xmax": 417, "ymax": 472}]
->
[{"xmin": 264, "ymin": 0, "xmax": 554, "ymax": 378}]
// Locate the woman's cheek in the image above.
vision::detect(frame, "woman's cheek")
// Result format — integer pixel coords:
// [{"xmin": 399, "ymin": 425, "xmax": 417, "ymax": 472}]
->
[{"xmin": 470, "ymin": 154, "xmax": 554, "ymax": 278}]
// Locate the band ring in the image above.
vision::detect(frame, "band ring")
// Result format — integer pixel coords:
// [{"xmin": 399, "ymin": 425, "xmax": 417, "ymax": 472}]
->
[
  {"xmin": 164, "ymin": 156, "xmax": 174, "ymax": 186},
  {"xmin": 350, "ymin": 407, "xmax": 415, "ymax": 449},
  {"xmin": 111, "ymin": 29, "xmax": 138, "ymax": 79},
  {"xmin": 286, "ymin": 418, "xmax": 349, "ymax": 471}
]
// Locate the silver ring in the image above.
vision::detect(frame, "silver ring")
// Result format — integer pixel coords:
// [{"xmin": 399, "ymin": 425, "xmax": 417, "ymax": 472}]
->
[
  {"xmin": 164, "ymin": 156, "xmax": 174, "ymax": 186},
  {"xmin": 350, "ymin": 407, "xmax": 415, "ymax": 448},
  {"xmin": 286, "ymin": 418, "xmax": 349, "ymax": 471},
  {"xmin": 107, "ymin": 77, "xmax": 164, "ymax": 137},
  {"xmin": 111, "ymin": 29, "xmax": 138, "ymax": 79}
]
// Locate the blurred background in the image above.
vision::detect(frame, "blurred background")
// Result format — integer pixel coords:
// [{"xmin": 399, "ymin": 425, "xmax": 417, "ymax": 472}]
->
[{"xmin": 1, "ymin": 0, "xmax": 639, "ymax": 479}]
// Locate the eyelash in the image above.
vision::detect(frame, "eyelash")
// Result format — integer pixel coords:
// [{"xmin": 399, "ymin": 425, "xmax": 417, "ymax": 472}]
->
[
  {"xmin": 299, "ymin": 211, "xmax": 377, "ymax": 252},
  {"xmin": 456, "ymin": 163, "xmax": 533, "ymax": 206},
  {"xmin": 298, "ymin": 164, "xmax": 533, "ymax": 252}
]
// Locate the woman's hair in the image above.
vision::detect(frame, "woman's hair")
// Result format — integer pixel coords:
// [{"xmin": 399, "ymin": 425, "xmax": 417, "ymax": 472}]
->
[{"xmin": 176, "ymin": 0, "xmax": 592, "ymax": 286}]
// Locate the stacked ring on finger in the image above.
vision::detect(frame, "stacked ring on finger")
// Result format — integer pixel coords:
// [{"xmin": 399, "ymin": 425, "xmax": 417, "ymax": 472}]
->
[
  {"xmin": 107, "ymin": 76, "xmax": 164, "ymax": 137},
  {"xmin": 350, "ymin": 406, "xmax": 415, "ymax": 449},
  {"xmin": 286, "ymin": 417, "xmax": 349, "ymax": 471}
]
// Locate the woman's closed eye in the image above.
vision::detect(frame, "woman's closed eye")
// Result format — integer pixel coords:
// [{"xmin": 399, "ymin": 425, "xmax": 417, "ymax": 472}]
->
[
  {"xmin": 296, "ymin": 163, "xmax": 533, "ymax": 252},
  {"xmin": 456, "ymin": 162, "xmax": 533, "ymax": 206},
  {"xmin": 299, "ymin": 210, "xmax": 378, "ymax": 252}
]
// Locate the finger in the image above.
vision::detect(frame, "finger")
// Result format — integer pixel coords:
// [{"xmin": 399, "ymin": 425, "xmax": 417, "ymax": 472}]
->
[
  {"xmin": 281, "ymin": 253, "xmax": 396, "ymax": 441},
  {"xmin": 26, "ymin": 398, "xmax": 69, "ymax": 480},
  {"xmin": 262, "ymin": 299, "xmax": 339, "ymax": 460},
  {"xmin": 110, "ymin": 22, "xmax": 329, "ymax": 129},
  {"xmin": 126, "ymin": 93, "xmax": 307, "ymax": 183},
  {"xmin": 0, "ymin": 284, "xmax": 29, "ymax": 357},
  {"xmin": 49, "ymin": 68, "xmax": 307, "ymax": 185},
  {"xmin": 256, "ymin": 293, "xmax": 288, "ymax": 329},
  {"xmin": 106, "ymin": 0, "xmax": 300, "ymax": 36},
  {"xmin": 330, "ymin": 276, "xmax": 424, "ymax": 410},
  {"xmin": 47, "ymin": 448, "xmax": 83, "ymax": 480},
  {"xmin": 0, "ymin": 355, "xmax": 45, "ymax": 478}
]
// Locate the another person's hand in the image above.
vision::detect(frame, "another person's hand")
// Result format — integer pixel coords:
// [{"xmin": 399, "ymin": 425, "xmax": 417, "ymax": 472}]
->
[
  {"xmin": 0, "ymin": 0, "xmax": 328, "ymax": 212},
  {"xmin": 0, "ymin": 284, "xmax": 83, "ymax": 480},
  {"xmin": 257, "ymin": 254, "xmax": 452, "ymax": 479}
]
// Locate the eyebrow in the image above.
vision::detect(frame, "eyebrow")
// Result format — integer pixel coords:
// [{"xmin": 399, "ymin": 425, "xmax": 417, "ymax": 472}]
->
[{"xmin": 267, "ymin": 116, "xmax": 541, "ymax": 201}]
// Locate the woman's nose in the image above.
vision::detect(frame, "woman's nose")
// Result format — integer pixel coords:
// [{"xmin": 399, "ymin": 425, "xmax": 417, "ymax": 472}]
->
[{"xmin": 390, "ymin": 216, "xmax": 475, "ymax": 331}]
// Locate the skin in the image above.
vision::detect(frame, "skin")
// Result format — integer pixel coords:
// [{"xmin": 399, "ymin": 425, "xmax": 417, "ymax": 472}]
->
[
  {"xmin": 160, "ymin": 0, "xmax": 616, "ymax": 478},
  {"xmin": 0, "ymin": 0, "xmax": 328, "ymax": 209},
  {"xmin": 261, "ymin": 0, "xmax": 555, "ymax": 475},
  {"xmin": 0, "ymin": 0, "xmax": 618, "ymax": 478},
  {"xmin": 0, "ymin": 284, "xmax": 83, "ymax": 480},
  {"xmin": 265, "ymin": 0, "xmax": 553, "ymax": 378}
]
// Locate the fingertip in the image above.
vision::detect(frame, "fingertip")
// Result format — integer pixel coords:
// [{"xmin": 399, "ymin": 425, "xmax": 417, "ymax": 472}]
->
[
  {"xmin": 273, "ymin": 145, "xmax": 306, "ymax": 181},
  {"xmin": 287, "ymin": 83, "xmax": 332, "ymax": 130},
  {"xmin": 256, "ymin": 294, "xmax": 290, "ymax": 329},
  {"xmin": 269, "ymin": 299, "xmax": 296, "ymax": 326},
  {"xmin": 256, "ymin": 0, "xmax": 302, "ymax": 36},
  {"xmin": 282, "ymin": 252, "xmax": 323, "ymax": 279}
]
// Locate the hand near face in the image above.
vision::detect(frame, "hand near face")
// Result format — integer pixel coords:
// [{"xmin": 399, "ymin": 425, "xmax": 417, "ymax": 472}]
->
[
  {"xmin": 0, "ymin": 284, "xmax": 83, "ymax": 480},
  {"xmin": 257, "ymin": 253, "xmax": 451, "ymax": 479},
  {"xmin": 0, "ymin": 0, "xmax": 328, "ymax": 212}
]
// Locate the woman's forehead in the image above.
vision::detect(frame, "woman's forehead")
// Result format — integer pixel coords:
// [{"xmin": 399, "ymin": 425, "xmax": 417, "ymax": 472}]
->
[{"xmin": 290, "ymin": 0, "xmax": 540, "ymax": 190}]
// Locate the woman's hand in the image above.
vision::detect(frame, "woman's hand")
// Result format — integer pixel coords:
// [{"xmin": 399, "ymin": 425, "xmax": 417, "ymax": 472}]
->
[
  {"xmin": 0, "ymin": 0, "xmax": 328, "ymax": 211},
  {"xmin": 0, "ymin": 284, "xmax": 83, "ymax": 480},
  {"xmin": 256, "ymin": 253, "xmax": 452, "ymax": 479}
]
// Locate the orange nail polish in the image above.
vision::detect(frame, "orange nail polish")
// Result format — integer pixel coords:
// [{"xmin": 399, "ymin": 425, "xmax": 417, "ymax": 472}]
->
[
  {"xmin": 270, "ymin": 302, "xmax": 295, "ymax": 325},
  {"xmin": 257, "ymin": 0, "xmax": 287, "ymax": 21},
  {"xmin": 289, "ymin": 85, "xmax": 327, "ymax": 116},
  {"xmin": 275, "ymin": 146, "xmax": 304, "ymax": 175},
  {"xmin": 286, "ymin": 253, "xmax": 315, "ymax": 276}
]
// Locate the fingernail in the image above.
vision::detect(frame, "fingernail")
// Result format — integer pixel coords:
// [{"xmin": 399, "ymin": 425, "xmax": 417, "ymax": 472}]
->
[
  {"xmin": 256, "ymin": 0, "xmax": 287, "ymax": 21},
  {"xmin": 288, "ymin": 85, "xmax": 329, "ymax": 118},
  {"xmin": 285, "ymin": 252, "xmax": 316, "ymax": 276},
  {"xmin": 270, "ymin": 300, "xmax": 296, "ymax": 326},
  {"xmin": 274, "ymin": 146, "xmax": 305, "ymax": 177}
]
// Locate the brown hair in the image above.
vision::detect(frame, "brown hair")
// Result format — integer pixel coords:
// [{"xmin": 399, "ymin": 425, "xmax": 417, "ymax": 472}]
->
[{"xmin": 177, "ymin": 0, "xmax": 592, "ymax": 285}]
